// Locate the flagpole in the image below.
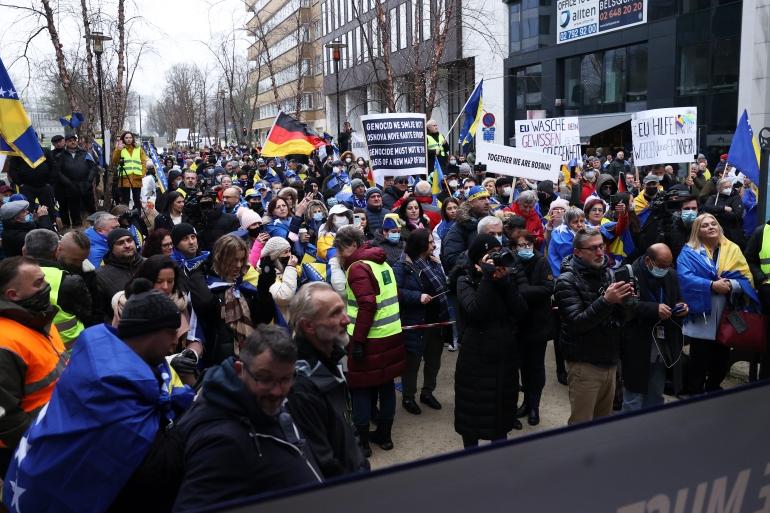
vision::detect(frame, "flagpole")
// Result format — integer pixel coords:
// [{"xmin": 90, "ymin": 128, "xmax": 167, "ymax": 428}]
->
[
  {"xmin": 446, "ymin": 80, "xmax": 483, "ymax": 139},
  {"xmin": 263, "ymin": 112, "xmax": 282, "ymax": 148}
]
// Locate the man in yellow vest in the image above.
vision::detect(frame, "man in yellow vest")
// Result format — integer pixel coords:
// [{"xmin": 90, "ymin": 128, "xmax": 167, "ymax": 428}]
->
[
  {"xmin": 23, "ymin": 229, "xmax": 92, "ymax": 347},
  {"xmin": 111, "ymin": 131, "xmax": 147, "ymax": 209},
  {"xmin": 0, "ymin": 256, "xmax": 66, "ymax": 476},
  {"xmin": 333, "ymin": 225, "xmax": 404, "ymax": 457},
  {"xmin": 426, "ymin": 118, "xmax": 449, "ymax": 176},
  {"xmin": 745, "ymin": 219, "xmax": 770, "ymax": 379}
]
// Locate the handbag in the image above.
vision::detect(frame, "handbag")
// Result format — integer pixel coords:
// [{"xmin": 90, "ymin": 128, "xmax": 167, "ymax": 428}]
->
[{"xmin": 716, "ymin": 302, "xmax": 768, "ymax": 352}]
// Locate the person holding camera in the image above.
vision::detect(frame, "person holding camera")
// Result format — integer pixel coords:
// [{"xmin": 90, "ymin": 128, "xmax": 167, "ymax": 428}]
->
[
  {"xmin": 334, "ymin": 226, "xmax": 404, "ymax": 457},
  {"xmin": 454, "ymin": 234, "xmax": 528, "ymax": 447},
  {"xmin": 554, "ymin": 228, "xmax": 634, "ymax": 424}
]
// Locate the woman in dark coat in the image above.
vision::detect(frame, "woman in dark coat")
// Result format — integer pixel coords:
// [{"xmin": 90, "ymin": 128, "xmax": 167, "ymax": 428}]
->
[
  {"xmin": 510, "ymin": 230, "xmax": 554, "ymax": 426},
  {"xmin": 702, "ymin": 178, "xmax": 745, "ymax": 247},
  {"xmin": 454, "ymin": 234, "xmax": 528, "ymax": 447},
  {"xmin": 393, "ymin": 229, "xmax": 449, "ymax": 415}
]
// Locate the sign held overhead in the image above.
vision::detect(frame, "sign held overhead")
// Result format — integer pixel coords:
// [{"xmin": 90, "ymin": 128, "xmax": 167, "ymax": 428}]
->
[
  {"xmin": 631, "ymin": 107, "xmax": 698, "ymax": 166},
  {"xmin": 361, "ymin": 113, "xmax": 427, "ymax": 183},
  {"xmin": 475, "ymin": 141, "xmax": 562, "ymax": 183}
]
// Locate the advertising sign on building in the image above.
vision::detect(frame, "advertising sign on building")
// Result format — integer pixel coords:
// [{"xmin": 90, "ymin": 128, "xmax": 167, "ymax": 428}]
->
[
  {"xmin": 515, "ymin": 116, "xmax": 582, "ymax": 164},
  {"xmin": 631, "ymin": 107, "xmax": 698, "ymax": 166},
  {"xmin": 361, "ymin": 113, "xmax": 427, "ymax": 183},
  {"xmin": 557, "ymin": 0, "xmax": 647, "ymax": 44},
  {"xmin": 475, "ymin": 141, "xmax": 562, "ymax": 183}
]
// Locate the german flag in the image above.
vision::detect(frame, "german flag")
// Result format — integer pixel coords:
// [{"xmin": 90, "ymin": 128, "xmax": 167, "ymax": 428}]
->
[{"xmin": 261, "ymin": 112, "xmax": 326, "ymax": 156}]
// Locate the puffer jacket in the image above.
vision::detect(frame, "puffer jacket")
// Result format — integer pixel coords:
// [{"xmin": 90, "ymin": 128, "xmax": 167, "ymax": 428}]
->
[
  {"xmin": 553, "ymin": 255, "xmax": 623, "ymax": 366},
  {"xmin": 440, "ymin": 202, "xmax": 479, "ymax": 273},
  {"xmin": 454, "ymin": 266, "xmax": 528, "ymax": 440},
  {"xmin": 517, "ymin": 251, "xmax": 555, "ymax": 342},
  {"xmin": 372, "ymin": 232, "xmax": 404, "ymax": 266},
  {"xmin": 342, "ymin": 244, "xmax": 405, "ymax": 389},
  {"xmin": 392, "ymin": 254, "xmax": 426, "ymax": 354}
]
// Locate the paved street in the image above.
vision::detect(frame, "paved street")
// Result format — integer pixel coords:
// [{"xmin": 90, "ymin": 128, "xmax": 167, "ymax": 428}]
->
[{"xmin": 369, "ymin": 342, "xmax": 750, "ymax": 470}]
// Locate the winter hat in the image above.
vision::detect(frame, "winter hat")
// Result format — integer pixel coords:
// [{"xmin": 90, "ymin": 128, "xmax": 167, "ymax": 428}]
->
[
  {"xmin": 350, "ymin": 178, "xmax": 365, "ymax": 191},
  {"xmin": 537, "ymin": 180, "xmax": 555, "ymax": 195},
  {"xmin": 118, "ymin": 278, "xmax": 181, "ymax": 339},
  {"xmin": 261, "ymin": 236, "xmax": 290, "ymax": 261},
  {"xmin": 548, "ymin": 198, "xmax": 570, "ymax": 216},
  {"xmin": 0, "ymin": 200, "xmax": 29, "ymax": 221},
  {"xmin": 171, "ymin": 223, "xmax": 197, "ymax": 247},
  {"xmin": 466, "ymin": 185, "xmax": 489, "ymax": 202},
  {"xmin": 107, "ymin": 228, "xmax": 133, "ymax": 250},
  {"xmin": 468, "ymin": 234, "xmax": 501, "ymax": 264},
  {"xmin": 328, "ymin": 204, "xmax": 350, "ymax": 216},
  {"xmin": 365, "ymin": 187, "xmax": 382, "ymax": 200},
  {"xmin": 239, "ymin": 208, "xmax": 262, "ymax": 230},
  {"xmin": 382, "ymin": 213, "xmax": 403, "ymax": 231}
]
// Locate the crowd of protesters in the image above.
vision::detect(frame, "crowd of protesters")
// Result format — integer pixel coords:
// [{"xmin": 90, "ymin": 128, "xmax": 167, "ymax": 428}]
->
[{"xmin": 0, "ymin": 124, "xmax": 768, "ymax": 513}]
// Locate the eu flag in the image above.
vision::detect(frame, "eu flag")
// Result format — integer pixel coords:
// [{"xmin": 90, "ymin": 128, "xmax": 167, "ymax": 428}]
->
[
  {"xmin": 0, "ymin": 56, "xmax": 44, "ymax": 168},
  {"xmin": 728, "ymin": 110, "xmax": 761, "ymax": 185},
  {"xmin": 457, "ymin": 79, "xmax": 483, "ymax": 152}
]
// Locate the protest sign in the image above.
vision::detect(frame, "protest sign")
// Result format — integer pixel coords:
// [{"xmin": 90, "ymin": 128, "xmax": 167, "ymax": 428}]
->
[
  {"xmin": 475, "ymin": 141, "xmax": 561, "ymax": 183},
  {"xmin": 515, "ymin": 116, "xmax": 582, "ymax": 164},
  {"xmin": 174, "ymin": 128, "xmax": 190, "ymax": 143},
  {"xmin": 631, "ymin": 107, "xmax": 698, "ymax": 166},
  {"xmin": 361, "ymin": 113, "xmax": 426, "ymax": 183},
  {"xmin": 351, "ymin": 131, "xmax": 370, "ymax": 161}
]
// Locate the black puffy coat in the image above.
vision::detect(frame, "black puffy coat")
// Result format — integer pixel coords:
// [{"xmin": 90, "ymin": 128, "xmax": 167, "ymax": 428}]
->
[
  {"xmin": 663, "ymin": 213, "xmax": 692, "ymax": 263},
  {"xmin": 553, "ymin": 255, "xmax": 623, "ymax": 366},
  {"xmin": 196, "ymin": 206, "xmax": 240, "ymax": 251},
  {"xmin": 8, "ymin": 150, "xmax": 60, "ymax": 188},
  {"xmin": 93, "ymin": 252, "xmax": 145, "ymax": 323},
  {"xmin": 440, "ymin": 203, "xmax": 479, "ymax": 273},
  {"xmin": 517, "ymin": 252, "xmax": 555, "ymax": 343},
  {"xmin": 1, "ymin": 217, "xmax": 54, "ymax": 257},
  {"xmin": 173, "ymin": 358, "xmax": 321, "ymax": 512},
  {"xmin": 286, "ymin": 338, "xmax": 368, "ymax": 479},
  {"xmin": 56, "ymin": 149, "xmax": 97, "ymax": 192},
  {"xmin": 620, "ymin": 258, "xmax": 683, "ymax": 394},
  {"xmin": 454, "ymin": 268, "xmax": 528, "ymax": 440},
  {"xmin": 702, "ymin": 190, "xmax": 745, "ymax": 247}
]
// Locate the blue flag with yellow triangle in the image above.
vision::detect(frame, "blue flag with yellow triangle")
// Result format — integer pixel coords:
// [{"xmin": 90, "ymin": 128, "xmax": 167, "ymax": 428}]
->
[
  {"xmin": 727, "ymin": 110, "xmax": 760, "ymax": 185},
  {"xmin": 0, "ymin": 56, "xmax": 44, "ymax": 168}
]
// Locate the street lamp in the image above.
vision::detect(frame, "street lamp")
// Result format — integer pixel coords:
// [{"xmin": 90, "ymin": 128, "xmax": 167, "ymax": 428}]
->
[
  {"xmin": 219, "ymin": 90, "xmax": 227, "ymax": 147},
  {"xmin": 86, "ymin": 30, "xmax": 112, "ymax": 206},
  {"xmin": 325, "ymin": 39, "xmax": 347, "ymax": 137}
]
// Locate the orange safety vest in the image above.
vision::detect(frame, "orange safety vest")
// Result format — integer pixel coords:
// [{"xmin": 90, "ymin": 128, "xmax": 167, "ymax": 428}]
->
[{"xmin": 0, "ymin": 318, "xmax": 66, "ymax": 433}]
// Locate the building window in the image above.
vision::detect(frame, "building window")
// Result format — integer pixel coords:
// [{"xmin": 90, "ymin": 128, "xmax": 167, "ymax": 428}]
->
[
  {"xmin": 422, "ymin": 0, "xmax": 430, "ymax": 40},
  {"xmin": 509, "ymin": 2, "xmax": 521, "ymax": 53},
  {"xmin": 626, "ymin": 44, "xmax": 648, "ymax": 103},
  {"xmin": 513, "ymin": 64, "xmax": 542, "ymax": 111},
  {"xmin": 399, "ymin": 2, "xmax": 408, "ymax": 49},
  {"xmin": 390, "ymin": 7, "xmax": 398, "ymax": 53},
  {"xmin": 678, "ymin": 43, "xmax": 710, "ymax": 95},
  {"xmin": 711, "ymin": 37, "xmax": 739, "ymax": 92}
]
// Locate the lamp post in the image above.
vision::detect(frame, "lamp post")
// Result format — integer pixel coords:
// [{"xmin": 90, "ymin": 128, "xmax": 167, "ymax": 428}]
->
[
  {"xmin": 325, "ymin": 39, "xmax": 347, "ymax": 137},
  {"xmin": 219, "ymin": 90, "xmax": 227, "ymax": 147},
  {"xmin": 86, "ymin": 30, "xmax": 112, "ymax": 207}
]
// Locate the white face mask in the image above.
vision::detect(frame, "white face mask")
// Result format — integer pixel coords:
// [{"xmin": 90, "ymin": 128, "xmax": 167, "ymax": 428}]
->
[
  {"xmin": 333, "ymin": 216, "xmax": 349, "ymax": 229},
  {"xmin": 449, "ymin": 180, "xmax": 458, "ymax": 189},
  {"xmin": 720, "ymin": 188, "xmax": 732, "ymax": 195},
  {"xmin": 503, "ymin": 186, "xmax": 512, "ymax": 196}
]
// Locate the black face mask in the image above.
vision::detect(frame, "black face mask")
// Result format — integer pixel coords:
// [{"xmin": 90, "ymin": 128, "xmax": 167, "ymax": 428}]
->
[
  {"xmin": 645, "ymin": 187, "xmax": 658, "ymax": 198},
  {"xmin": 278, "ymin": 256, "xmax": 291, "ymax": 268},
  {"xmin": 16, "ymin": 283, "xmax": 52, "ymax": 312},
  {"xmin": 248, "ymin": 227, "xmax": 261, "ymax": 237}
]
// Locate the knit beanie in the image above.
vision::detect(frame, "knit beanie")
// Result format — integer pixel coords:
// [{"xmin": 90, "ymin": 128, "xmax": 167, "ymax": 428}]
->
[
  {"xmin": 118, "ymin": 278, "xmax": 181, "ymax": 339},
  {"xmin": 468, "ymin": 234, "xmax": 501, "ymax": 265},
  {"xmin": 239, "ymin": 208, "xmax": 262, "ymax": 230},
  {"xmin": 350, "ymin": 178, "xmax": 365, "ymax": 191},
  {"xmin": 548, "ymin": 198, "xmax": 570, "ymax": 216},
  {"xmin": 107, "ymin": 228, "xmax": 133, "ymax": 250},
  {"xmin": 261, "ymin": 236, "xmax": 290, "ymax": 261},
  {"xmin": 382, "ymin": 213, "xmax": 402, "ymax": 231},
  {"xmin": 172, "ymin": 223, "xmax": 197, "ymax": 247},
  {"xmin": 365, "ymin": 187, "xmax": 381, "ymax": 200}
]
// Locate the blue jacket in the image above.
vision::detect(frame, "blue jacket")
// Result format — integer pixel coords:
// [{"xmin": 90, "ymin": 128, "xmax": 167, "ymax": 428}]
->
[
  {"xmin": 392, "ymin": 255, "xmax": 426, "ymax": 354},
  {"xmin": 85, "ymin": 227, "xmax": 108, "ymax": 267}
]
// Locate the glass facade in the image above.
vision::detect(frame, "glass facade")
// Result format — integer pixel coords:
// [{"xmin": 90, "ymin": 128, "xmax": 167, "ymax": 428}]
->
[
  {"xmin": 562, "ymin": 44, "xmax": 648, "ymax": 112},
  {"xmin": 508, "ymin": 0, "xmax": 551, "ymax": 53},
  {"xmin": 513, "ymin": 64, "xmax": 542, "ymax": 111}
]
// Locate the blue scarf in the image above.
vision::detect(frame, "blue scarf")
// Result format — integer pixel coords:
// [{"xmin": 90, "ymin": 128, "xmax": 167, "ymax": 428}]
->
[{"xmin": 172, "ymin": 248, "xmax": 210, "ymax": 272}]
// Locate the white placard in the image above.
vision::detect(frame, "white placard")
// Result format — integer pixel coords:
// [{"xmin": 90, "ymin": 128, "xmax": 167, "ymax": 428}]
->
[
  {"xmin": 361, "ymin": 113, "xmax": 426, "ymax": 184},
  {"xmin": 475, "ymin": 141, "xmax": 562, "ymax": 183},
  {"xmin": 174, "ymin": 128, "xmax": 190, "ymax": 143},
  {"xmin": 515, "ymin": 116, "xmax": 581, "ymax": 164},
  {"xmin": 351, "ymin": 131, "xmax": 370, "ymax": 161},
  {"xmin": 631, "ymin": 107, "xmax": 698, "ymax": 167}
]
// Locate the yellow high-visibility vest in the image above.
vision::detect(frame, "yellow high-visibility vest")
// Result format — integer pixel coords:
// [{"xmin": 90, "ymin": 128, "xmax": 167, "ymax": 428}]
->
[
  {"xmin": 41, "ymin": 266, "xmax": 84, "ymax": 346},
  {"xmin": 120, "ymin": 147, "xmax": 143, "ymax": 176},
  {"xmin": 345, "ymin": 260, "xmax": 401, "ymax": 339}
]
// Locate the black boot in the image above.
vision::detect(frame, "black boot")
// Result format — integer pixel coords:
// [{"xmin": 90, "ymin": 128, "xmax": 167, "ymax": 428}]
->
[
  {"xmin": 356, "ymin": 425, "xmax": 372, "ymax": 458},
  {"xmin": 528, "ymin": 408, "xmax": 540, "ymax": 426},
  {"xmin": 515, "ymin": 402, "xmax": 530, "ymax": 418},
  {"xmin": 370, "ymin": 419, "xmax": 394, "ymax": 450}
]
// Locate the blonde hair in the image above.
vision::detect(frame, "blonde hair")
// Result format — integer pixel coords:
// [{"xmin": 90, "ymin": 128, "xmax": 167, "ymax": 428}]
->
[
  {"xmin": 212, "ymin": 234, "xmax": 249, "ymax": 278},
  {"xmin": 686, "ymin": 213, "xmax": 725, "ymax": 249}
]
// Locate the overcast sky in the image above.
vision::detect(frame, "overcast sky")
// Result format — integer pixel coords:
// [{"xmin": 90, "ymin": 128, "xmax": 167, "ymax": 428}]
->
[{"xmin": 0, "ymin": 0, "xmax": 251, "ymax": 104}]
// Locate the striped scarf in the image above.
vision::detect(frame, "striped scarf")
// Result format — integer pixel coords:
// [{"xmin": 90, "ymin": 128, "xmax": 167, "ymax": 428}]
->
[{"xmin": 412, "ymin": 256, "xmax": 449, "ymax": 322}]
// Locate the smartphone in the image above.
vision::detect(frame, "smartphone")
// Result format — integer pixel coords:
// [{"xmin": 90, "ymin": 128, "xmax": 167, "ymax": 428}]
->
[
  {"xmin": 672, "ymin": 304, "xmax": 686, "ymax": 315},
  {"xmin": 609, "ymin": 194, "xmax": 619, "ymax": 208},
  {"xmin": 353, "ymin": 215, "xmax": 362, "ymax": 227},
  {"xmin": 570, "ymin": 165, "xmax": 576, "ymax": 178},
  {"xmin": 613, "ymin": 265, "xmax": 632, "ymax": 284},
  {"xmin": 407, "ymin": 185, "xmax": 414, "ymax": 193}
]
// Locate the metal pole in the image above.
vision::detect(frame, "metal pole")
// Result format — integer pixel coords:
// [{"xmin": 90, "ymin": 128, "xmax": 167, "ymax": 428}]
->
[
  {"xmin": 758, "ymin": 127, "xmax": 770, "ymax": 222},
  {"xmin": 222, "ymin": 95, "xmax": 228, "ymax": 147},
  {"xmin": 335, "ymin": 59, "xmax": 341, "ymax": 137},
  {"xmin": 96, "ymin": 54, "xmax": 108, "ymax": 207}
]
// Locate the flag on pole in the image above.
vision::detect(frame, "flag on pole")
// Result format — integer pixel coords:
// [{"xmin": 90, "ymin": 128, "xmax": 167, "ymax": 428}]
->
[
  {"xmin": 0, "ymin": 56, "xmax": 44, "ymax": 168},
  {"xmin": 431, "ymin": 157, "xmax": 444, "ymax": 197},
  {"xmin": 59, "ymin": 112, "xmax": 84, "ymax": 129},
  {"xmin": 457, "ymin": 79, "xmax": 484, "ymax": 152},
  {"xmin": 261, "ymin": 112, "xmax": 326, "ymax": 157},
  {"xmin": 727, "ymin": 110, "xmax": 761, "ymax": 185}
]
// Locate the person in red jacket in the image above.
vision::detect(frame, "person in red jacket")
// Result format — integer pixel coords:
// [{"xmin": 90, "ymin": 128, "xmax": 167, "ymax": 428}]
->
[
  {"xmin": 506, "ymin": 190, "xmax": 545, "ymax": 251},
  {"xmin": 334, "ymin": 226, "xmax": 405, "ymax": 457}
]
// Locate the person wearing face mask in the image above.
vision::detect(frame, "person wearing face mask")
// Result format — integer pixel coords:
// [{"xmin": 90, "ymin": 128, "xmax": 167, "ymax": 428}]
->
[
  {"xmin": 316, "ymin": 204, "xmax": 354, "ymax": 260},
  {"xmin": 0, "ymin": 199, "xmax": 55, "ymax": 257},
  {"xmin": 373, "ymin": 214, "xmax": 406, "ymax": 266},
  {"xmin": 302, "ymin": 199, "xmax": 329, "ymax": 244},
  {"xmin": 664, "ymin": 196, "xmax": 698, "ymax": 261},
  {"xmin": 535, "ymin": 180, "xmax": 557, "ymax": 216},
  {"xmin": 511, "ymin": 230, "xmax": 554, "ymax": 426},
  {"xmin": 702, "ymin": 177, "xmax": 746, "ymax": 247},
  {"xmin": 321, "ymin": 160, "xmax": 350, "ymax": 200},
  {"xmin": 259, "ymin": 236, "xmax": 299, "ymax": 323},
  {"xmin": 446, "ymin": 155, "xmax": 460, "ymax": 176},
  {"xmin": 621, "ymin": 244, "xmax": 688, "ymax": 410},
  {"xmin": 570, "ymin": 161, "xmax": 598, "ymax": 206},
  {"xmin": 492, "ymin": 177, "xmax": 514, "ymax": 207},
  {"xmin": 634, "ymin": 174, "xmax": 665, "ymax": 254},
  {"xmin": 0, "ymin": 256, "xmax": 67, "ymax": 477}
]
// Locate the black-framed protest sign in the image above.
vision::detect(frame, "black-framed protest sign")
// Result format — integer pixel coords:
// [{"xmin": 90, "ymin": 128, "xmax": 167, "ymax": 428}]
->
[{"xmin": 361, "ymin": 113, "xmax": 427, "ymax": 183}]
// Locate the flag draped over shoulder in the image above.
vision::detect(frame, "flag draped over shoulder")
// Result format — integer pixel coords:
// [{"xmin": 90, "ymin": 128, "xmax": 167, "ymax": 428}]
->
[
  {"xmin": 262, "ymin": 112, "xmax": 326, "ymax": 157},
  {"xmin": 728, "ymin": 110, "xmax": 761, "ymax": 184},
  {"xmin": 0, "ymin": 56, "xmax": 44, "ymax": 168},
  {"xmin": 458, "ymin": 80, "xmax": 483, "ymax": 151},
  {"xmin": 677, "ymin": 240, "xmax": 759, "ymax": 316},
  {"xmin": 3, "ymin": 324, "xmax": 189, "ymax": 513}
]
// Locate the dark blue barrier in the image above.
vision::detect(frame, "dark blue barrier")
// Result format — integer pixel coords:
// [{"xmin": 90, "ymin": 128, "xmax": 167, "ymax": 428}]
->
[{"xmin": 209, "ymin": 380, "xmax": 770, "ymax": 513}]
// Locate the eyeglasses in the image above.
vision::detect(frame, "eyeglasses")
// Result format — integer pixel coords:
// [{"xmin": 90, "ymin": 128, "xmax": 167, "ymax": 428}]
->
[
  {"xmin": 161, "ymin": 242, "xmax": 174, "ymax": 248},
  {"xmin": 578, "ymin": 243, "xmax": 605, "ymax": 253},
  {"xmin": 241, "ymin": 364, "xmax": 294, "ymax": 390}
]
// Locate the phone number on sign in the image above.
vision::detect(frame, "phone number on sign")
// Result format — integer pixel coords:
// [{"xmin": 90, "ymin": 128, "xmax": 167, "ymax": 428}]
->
[
  {"xmin": 599, "ymin": 0, "xmax": 643, "ymax": 20},
  {"xmin": 558, "ymin": 23, "xmax": 598, "ymax": 41}
]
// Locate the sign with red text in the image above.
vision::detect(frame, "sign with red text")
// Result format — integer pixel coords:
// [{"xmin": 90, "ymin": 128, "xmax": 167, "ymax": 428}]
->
[{"xmin": 557, "ymin": 0, "xmax": 647, "ymax": 44}]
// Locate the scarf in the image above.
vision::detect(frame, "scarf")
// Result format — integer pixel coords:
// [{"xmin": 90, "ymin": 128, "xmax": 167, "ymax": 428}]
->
[
  {"xmin": 412, "ymin": 256, "xmax": 449, "ymax": 322},
  {"xmin": 172, "ymin": 249, "xmax": 210, "ymax": 272}
]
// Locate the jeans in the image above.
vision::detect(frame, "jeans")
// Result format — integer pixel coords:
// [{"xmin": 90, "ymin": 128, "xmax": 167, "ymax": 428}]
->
[
  {"xmin": 350, "ymin": 382, "xmax": 396, "ymax": 427},
  {"xmin": 622, "ymin": 360, "xmax": 666, "ymax": 411}
]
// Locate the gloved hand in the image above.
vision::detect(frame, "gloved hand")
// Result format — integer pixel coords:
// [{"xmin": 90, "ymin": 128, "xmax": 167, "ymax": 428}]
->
[
  {"xmin": 170, "ymin": 348, "xmax": 199, "ymax": 376},
  {"xmin": 351, "ymin": 341, "xmax": 365, "ymax": 361}
]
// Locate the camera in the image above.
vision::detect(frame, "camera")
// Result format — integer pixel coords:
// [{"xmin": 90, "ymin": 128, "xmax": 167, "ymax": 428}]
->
[{"xmin": 488, "ymin": 247, "xmax": 516, "ymax": 267}]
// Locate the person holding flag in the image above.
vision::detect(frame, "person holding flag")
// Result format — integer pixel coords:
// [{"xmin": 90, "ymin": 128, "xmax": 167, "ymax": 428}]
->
[{"xmin": 426, "ymin": 119, "xmax": 449, "ymax": 176}]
